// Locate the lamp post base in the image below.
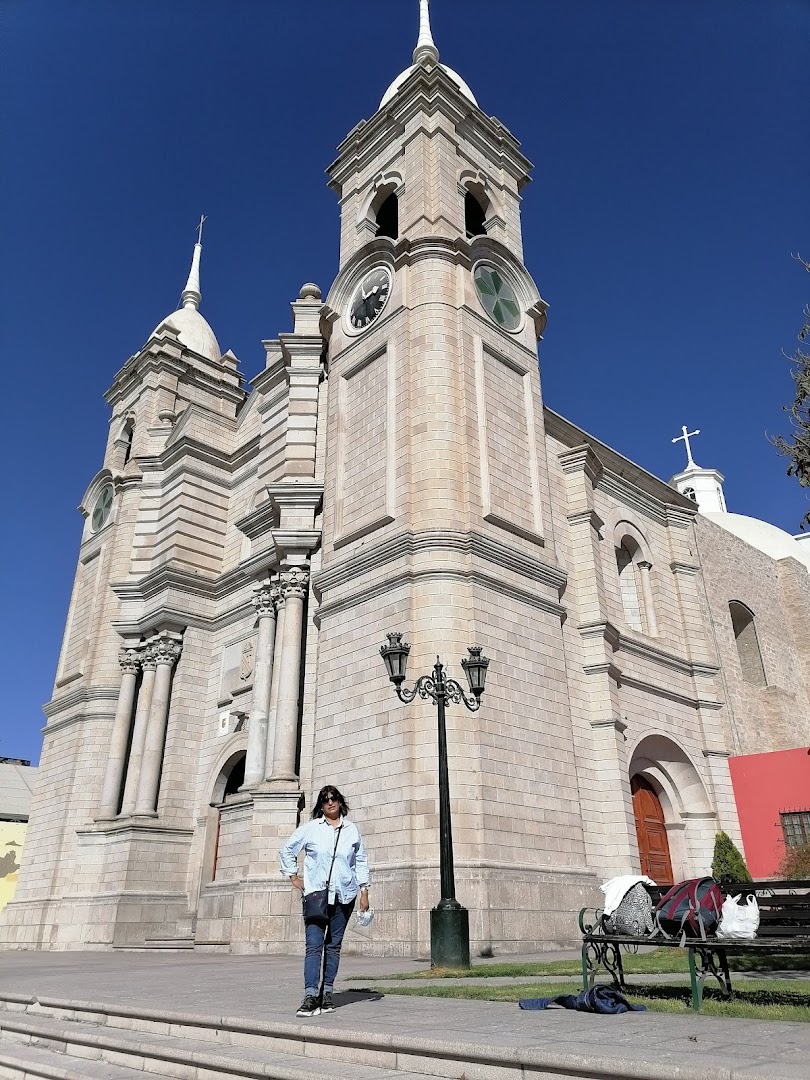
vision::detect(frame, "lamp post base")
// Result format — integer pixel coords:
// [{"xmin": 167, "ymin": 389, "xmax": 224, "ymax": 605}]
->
[{"xmin": 430, "ymin": 903, "xmax": 470, "ymax": 969}]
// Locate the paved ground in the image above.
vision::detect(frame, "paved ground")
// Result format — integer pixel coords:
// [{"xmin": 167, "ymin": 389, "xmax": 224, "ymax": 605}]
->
[{"xmin": 0, "ymin": 950, "xmax": 808, "ymax": 1079}]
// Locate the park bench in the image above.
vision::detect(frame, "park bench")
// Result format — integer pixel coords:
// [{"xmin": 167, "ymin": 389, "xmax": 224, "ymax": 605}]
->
[{"xmin": 579, "ymin": 878, "xmax": 810, "ymax": 1012}]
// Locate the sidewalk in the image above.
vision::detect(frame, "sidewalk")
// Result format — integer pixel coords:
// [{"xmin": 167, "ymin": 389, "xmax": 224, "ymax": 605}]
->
[{"xmin": 0, "ymin": 950, "xmax": 808, "ymax": 1079}]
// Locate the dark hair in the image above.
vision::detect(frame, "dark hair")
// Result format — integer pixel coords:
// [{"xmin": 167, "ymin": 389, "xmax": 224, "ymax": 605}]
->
[{"xmin": 312, "ymin": 785, "xmax": 349, "ymax": 819}]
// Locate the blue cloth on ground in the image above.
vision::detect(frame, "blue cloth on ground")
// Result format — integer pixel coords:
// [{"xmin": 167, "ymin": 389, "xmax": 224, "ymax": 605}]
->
[{"xmin": 518, "ymin": 986, "xmax": 645, "ymax": 1013}]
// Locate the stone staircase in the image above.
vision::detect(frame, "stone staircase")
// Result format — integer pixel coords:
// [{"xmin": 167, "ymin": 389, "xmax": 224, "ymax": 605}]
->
[{"xmin": 0, "ymin": 989, "xmax": 550, "ymax": 1080}]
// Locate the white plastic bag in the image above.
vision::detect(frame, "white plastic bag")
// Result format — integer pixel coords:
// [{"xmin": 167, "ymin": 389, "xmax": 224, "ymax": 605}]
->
[{"xmin": 716, "ymin": 893, "xmax": 759, "ymax": 939}]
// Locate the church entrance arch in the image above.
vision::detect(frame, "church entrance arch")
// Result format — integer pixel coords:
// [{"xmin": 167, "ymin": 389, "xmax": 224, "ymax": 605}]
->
[
  {"xmin": 630, "ymin": 775, "xmax": 673, "ymax": 885},
  {"xmin": 629, "ymin": 734, "xmax": 717, "ymax": 884}
]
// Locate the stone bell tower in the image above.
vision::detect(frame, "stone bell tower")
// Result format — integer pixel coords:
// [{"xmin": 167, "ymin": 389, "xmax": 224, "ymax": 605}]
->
[{"xmin": 314, "ymin": 1, "xmax": 595, "ymax": 954}]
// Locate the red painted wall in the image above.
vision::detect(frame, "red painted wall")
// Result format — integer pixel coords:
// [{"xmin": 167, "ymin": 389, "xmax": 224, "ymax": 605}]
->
[{"xmin": 729, "ymin": 748, "xmax": 810, "ymax": 877}]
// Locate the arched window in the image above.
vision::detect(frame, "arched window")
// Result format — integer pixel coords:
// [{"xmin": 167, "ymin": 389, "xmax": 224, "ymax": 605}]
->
[
  {"xmin": 123, "ymin": 421, "xmax": 134, "ymax": 465},
  {"xmin": 375, "ymin": 191, "xmax": 398, "ymax": 240},
  {"xmin": 683, "ymin": 486, "xmax": 697, "ymax": 502},
  {"xmin": 465, "ymin": 189, "xmax": 488, "ymax": 238},
  {"xmin": 729, "ymin": 601, "xmax": 766, "ymax": 686},
  {"xmin": 616, "ymin": 539, "xmax": 643, "ymax": 632},
  {"xmin": 222, "ymin": 754, "xmax": 245, "ymax": 797}
]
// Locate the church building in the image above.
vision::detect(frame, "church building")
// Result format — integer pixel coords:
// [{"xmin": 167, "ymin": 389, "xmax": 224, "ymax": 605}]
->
[{"xmin": 3, "ymin": 2, "xmax": 808, "ymax": 955}]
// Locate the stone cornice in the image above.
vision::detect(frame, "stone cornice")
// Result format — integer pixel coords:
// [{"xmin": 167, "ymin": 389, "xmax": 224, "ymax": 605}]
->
[
  {"xmin": 328, "ymin": 64, "xmax": 531, "ymax": 193},
  {"xmin": 314, "ymin": 528, "xmax": 567, "ymax": 598},
  {"xmin": 567, "ymin": 509, "xmax": 605, "ymax": 533},
  {"xmin": 617, "ymin": 673, "xmax": 723, "ymax": 711},
  {"xmin": 112, "ymin": 597, "xmax": 256, "ymax": 637},
  {"xmin": 670, "ymin": 560, "xmax": 701, "ymax": 576},
  {"xmin": 544, "ymin": 408, "xmax": 695, "ymax": 516},
  {"xmin": 315, "ymin": 563, "xmax": 566, "ymax": 625},
  {"xmin": 577, "ymin": 619, "xmax": 719, "ymax": 679},
  {"xmin": 76, "ymin": 820, "xmax": 195, "ymax": 841},
  {"xmin": 105, "ymin": 335, "xmax": 245, "ymax": 410},
  {"xmin": 43, "ymin": 685, "xmax": 119, "ymax": 719},
  {"xmin": 235, "ymin": 501, "xmax": 278, "ymax": 541},
  {"xmin": 558, "ymin": 443, "xmax": 604, "ymax": 486}
]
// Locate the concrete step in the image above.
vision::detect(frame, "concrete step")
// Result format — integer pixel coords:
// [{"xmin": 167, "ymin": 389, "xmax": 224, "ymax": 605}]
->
[
  {"xmin": 0, "ymin": 1010, "xmax": 423, "ymax": 1080},
  {"xmin": 0, "ymin": 990, "xmax": 728, "ymax": 1080},
  {"xmin": 0, "ymin": 1039, "xmax": 151, "ymax": 1079}
]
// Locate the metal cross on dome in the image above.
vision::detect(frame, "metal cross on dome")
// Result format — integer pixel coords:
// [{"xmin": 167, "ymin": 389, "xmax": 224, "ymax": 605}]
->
[
  {"xmin": 672, "ymin": 424, "xmax": 701, "ymax": 468},
  {"xmin": 196, "ymin": 214, "xmax": 207, "ymax": 245}
]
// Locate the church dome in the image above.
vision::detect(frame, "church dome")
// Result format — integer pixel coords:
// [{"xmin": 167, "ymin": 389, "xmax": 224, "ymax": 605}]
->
[
  {"xmin": 703, "ymin": 512, "xmax": 810, "ymax": 572},
  {"xmin": 153, "ymin": 306, "xmax": 221, "ymax": 362}
]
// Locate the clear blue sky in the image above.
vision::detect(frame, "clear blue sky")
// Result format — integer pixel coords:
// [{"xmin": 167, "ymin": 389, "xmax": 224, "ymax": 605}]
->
[{"xmin": 2, "ymin": 0, "xmax": 808, "ymax": 764}]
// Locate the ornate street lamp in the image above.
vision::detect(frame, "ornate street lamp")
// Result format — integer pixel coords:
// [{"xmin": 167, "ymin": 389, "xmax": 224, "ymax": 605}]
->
[{"xmin": 380, "ymin": 632, "xmax": 490, "ymax": 968}]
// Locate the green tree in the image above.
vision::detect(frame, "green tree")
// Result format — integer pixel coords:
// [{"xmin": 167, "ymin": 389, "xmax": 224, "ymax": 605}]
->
[
  {"xmin": 712, "ymin": 831, "xmax": 753, "ymax": 886},
  {"xmin": 772, "ymin": 253, "xmax": 810, "ymax": 530}
]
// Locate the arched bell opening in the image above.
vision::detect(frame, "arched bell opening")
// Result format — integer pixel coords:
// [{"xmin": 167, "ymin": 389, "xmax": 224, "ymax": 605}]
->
[{"xmin": 375, "ymin": 191, "xmax": 399, "ymax": 240}]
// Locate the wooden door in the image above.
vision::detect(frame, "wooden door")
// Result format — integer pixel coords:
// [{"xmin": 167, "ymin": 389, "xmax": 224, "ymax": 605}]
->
[{"xmin": 631, "ymin": 775, "xmax": 673, "ymax": 885}]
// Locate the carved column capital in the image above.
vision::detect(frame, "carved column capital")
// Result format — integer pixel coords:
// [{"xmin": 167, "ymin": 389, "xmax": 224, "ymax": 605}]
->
[
  {"xmin": 118, "ymin": 648, "xmax": 141, "ymax": 676},
  {"xmin": 280, "ymin": 566, "xmax": 309, "ymax": 602},
  {"xmin": 253, "ymin": 582, "xmax": 281, "ymax": 618},
  {"xmin": 637, "ymin": 560, "xmax": 653, "ymax": 571},
  {"xmin": 150, "ymin": 632, "xmax": 183, "ymax": 667},
  {"xmin": 139, "ymin": 643, "xmax": 158, "ymax": 671}
]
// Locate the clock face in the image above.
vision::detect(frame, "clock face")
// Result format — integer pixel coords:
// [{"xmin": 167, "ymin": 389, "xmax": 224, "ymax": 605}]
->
[
  {"xmin": 349, "ymin": 266, "xmax": 392, "ymax": 330},
  {"xmin": 91, "ymin": 484, "xmax": 114, "ymax": 531},
  {"xmin": 474, "ymin": 264, "xmax": 521, "ymax": 331}
]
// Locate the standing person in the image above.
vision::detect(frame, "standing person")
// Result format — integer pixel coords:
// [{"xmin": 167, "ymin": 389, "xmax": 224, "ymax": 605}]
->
[{"xmin": 280, "ymin": 784, "xmax": 370, "ymax": 1017}]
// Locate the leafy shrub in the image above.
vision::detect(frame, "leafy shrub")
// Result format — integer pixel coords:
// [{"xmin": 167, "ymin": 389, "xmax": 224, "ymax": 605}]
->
[
  {"xmin": 778, "ymin": 841, "xmax": 810, "ymax": 880},
  {"xmin": 712, "ymin": 831, "xmax": 753, "ymax": 887}
]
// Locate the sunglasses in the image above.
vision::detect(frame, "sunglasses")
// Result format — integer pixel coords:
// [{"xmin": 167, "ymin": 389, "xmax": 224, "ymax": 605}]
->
[{"xmin": 321, "ymin": 794, "xmax": 338, "ymax": 804}]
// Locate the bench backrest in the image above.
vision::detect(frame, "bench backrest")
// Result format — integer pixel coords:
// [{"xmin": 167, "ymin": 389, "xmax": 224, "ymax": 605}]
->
[{"xmin": 723, "ymin": 879, "xmax": 810, "ymax": 937}]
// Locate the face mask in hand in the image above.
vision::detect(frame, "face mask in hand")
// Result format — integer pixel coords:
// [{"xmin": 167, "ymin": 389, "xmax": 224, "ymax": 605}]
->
[{"xmin": 356, "ymin": 909, "xmax": 374, "ymax": 927}]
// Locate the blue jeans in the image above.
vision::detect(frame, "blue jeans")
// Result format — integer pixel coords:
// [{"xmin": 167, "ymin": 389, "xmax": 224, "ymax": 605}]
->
[{"xmin": 304, "ymin": 898, "xmax": 356, "ymax": 997}]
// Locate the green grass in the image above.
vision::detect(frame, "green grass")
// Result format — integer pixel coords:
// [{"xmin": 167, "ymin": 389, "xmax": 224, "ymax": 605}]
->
[
  {"xmin": 380, "ymin": 978, "xmax": 810, "ymax": 1022},
  {"xmin": 358, "ymin": 949, "xmax": 810, "ymax": 980}
]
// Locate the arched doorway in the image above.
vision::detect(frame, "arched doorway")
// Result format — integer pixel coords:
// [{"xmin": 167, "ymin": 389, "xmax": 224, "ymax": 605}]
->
[
  {"xmin": 200, "ymin": 751, "xmax": 246, "ymax": 885},
  {"xmin": 631, "ymin": 775, "xmax": 674, "ymax": 885}
]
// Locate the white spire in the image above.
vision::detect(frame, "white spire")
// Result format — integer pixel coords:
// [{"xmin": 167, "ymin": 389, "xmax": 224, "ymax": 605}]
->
[
  {"xmin": 181, "ymin": 215, "xmax": 206, "ymax": 310},
  {"xmin": 413, "ymin": 0, "xmax": 439, "ymax": 65}
]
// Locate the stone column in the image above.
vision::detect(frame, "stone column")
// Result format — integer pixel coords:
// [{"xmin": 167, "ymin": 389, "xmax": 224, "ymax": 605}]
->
[
  {"xmin": 134, "ymin": 633, "xmax": 182, "ymax": 815},
  {"xmin": 119, "ymin": 644, "xmax": 157, "ymax": 815},
  {"xmin": 264, "ymin": 600, "xmax": 286, "ymax": 781},
  {"xmin": 637, "ymin": 561, "xmax": 659, "ymax": 637},
  {"xmin": 268, "ymin": 566, "xmax": 308, "ymax": 785},
  {"xmin": 97, "ymin": 648, "xmax": 141, "ymax": 820},
  {"xmin": 243, "ymin": 583, "xmax": 281, "ymax": 788}
]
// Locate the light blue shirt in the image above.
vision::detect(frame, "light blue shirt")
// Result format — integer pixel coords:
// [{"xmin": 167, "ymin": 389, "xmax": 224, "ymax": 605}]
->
[{"xmin": 279, "ymin": 816, "xmax": 370, "ymax": 903}]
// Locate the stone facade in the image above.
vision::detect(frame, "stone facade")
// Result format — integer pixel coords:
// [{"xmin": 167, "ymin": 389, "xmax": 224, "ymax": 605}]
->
[{"xmin": 3, "ymin": 17, "xmax": 808, "ymax": 956}]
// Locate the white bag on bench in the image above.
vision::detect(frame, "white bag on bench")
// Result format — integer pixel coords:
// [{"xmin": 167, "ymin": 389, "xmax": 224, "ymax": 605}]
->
[{"xmin": 716, "ymin": 893, "xmax": 759, "ymax": 939}]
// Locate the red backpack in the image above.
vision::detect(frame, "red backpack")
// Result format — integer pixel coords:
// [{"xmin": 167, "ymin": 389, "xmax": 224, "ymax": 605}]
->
[{"xmin": 655, "ymin": 877, "xmax": 723, "ymax": 940}]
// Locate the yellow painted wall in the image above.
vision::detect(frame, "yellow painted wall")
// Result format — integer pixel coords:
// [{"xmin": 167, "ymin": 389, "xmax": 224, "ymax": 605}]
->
[{"xmin": 0, "ymin": 821, "xmax": 26, "ymax": 913}]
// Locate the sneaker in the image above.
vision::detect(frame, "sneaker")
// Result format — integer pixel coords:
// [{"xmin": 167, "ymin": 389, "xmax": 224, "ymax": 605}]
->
[
  {"xmin": 320, "ymin": 992, "xmax": 335, "ymax": 1012},
  {"xmin": 296, "ymin": 995, "xmax": 321, "ymax": 1017}
]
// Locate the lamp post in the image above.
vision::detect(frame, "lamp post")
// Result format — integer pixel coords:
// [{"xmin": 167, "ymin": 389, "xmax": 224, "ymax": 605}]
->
[{"xmin": 380, "ymin": 632, "xmax": 490, "ymax": 969}]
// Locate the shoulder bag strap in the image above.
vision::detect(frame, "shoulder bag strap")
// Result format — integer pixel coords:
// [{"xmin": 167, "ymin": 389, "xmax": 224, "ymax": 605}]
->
[{"xmin": 324, "ymin": 823, "xmax": 343, "ymax": 896}]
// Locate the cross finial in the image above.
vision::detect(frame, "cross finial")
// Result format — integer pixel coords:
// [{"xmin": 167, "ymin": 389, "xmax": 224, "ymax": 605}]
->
[
  {"xmin": 196, "ymin": 214, "xmax": 207, "ymax": 246},
  {"xmin": 672, "ymin": 424, "xmax": 701, "ymax": 469}
]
